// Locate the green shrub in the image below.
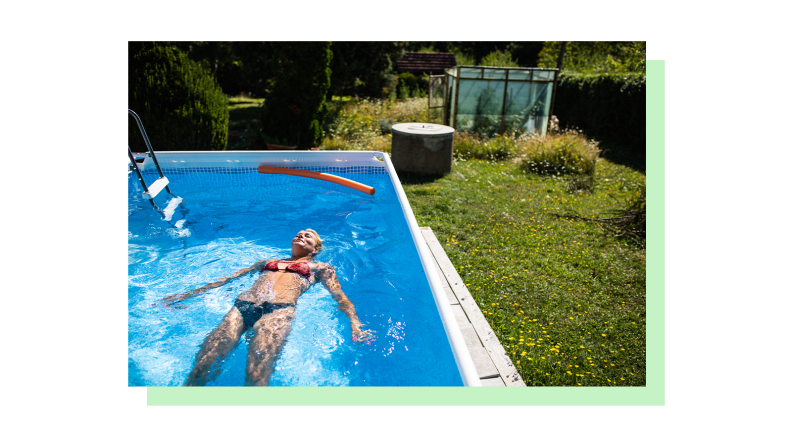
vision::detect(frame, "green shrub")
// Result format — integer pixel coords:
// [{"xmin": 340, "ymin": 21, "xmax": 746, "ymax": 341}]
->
[
  {"xmin": 553, "ymin": 72, "xmax": 645, "ymax": 152},
  {"xmin": 519, "ymin": 130, "xmax": 600, "ymax": 176},
  {"xmin": 396, "ymin": 72, "xmax": 429, "ymax": 99},
  {"xmin": 453, "ymin": 132, "xmax": 517, "ymax": 161},
  {"xmin": 330, "ymin": 104, "xmax": 379, "ymax": 140},
  {"xmin": 260, "ymin": 42, "xmax": 332, "ymax": 149},
  {"xmin": 129, "ymin": 44, "xmax": 228, "ymax": 151}
]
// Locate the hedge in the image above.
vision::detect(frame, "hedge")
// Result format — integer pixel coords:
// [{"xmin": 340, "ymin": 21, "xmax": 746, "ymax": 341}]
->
[
  {"xmin": 129, "ymin": 44, "xmax": 228, "ymax": 151},
  {"xmin": 553, "ymin": 72, "xmax": 645, "ymax": 154}
]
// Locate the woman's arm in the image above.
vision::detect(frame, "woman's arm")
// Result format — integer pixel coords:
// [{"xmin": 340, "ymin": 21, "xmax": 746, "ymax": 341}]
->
[
  {"xmin": 163, "ymin": 259, "xmax": 270, "ymax": 307},
  {"xmin": 316, "ymin": 263, "xmax": 373, "ymax": 342}
]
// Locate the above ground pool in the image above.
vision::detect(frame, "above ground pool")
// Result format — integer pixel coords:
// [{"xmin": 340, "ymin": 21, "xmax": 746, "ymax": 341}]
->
[{"xmin": 128, "ymin": 151, "xmax": 479, "ymax": 386}]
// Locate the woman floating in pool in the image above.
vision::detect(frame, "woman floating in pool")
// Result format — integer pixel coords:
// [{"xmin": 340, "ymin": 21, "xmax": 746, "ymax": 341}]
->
[{"xmin": 164, "ymin": 229, "xmax": 372, "ymax": 386}]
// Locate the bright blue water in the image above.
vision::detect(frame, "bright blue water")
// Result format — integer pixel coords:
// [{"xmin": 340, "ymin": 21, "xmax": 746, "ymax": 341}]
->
[{"xmin": 128, "ymin": 168, "xmax": 463, "ymax": 386}]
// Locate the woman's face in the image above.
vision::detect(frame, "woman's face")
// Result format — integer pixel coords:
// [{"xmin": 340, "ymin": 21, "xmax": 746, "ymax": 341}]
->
[{"xmin": 292, "ymin": 230, "xmax": 318, "ymax": 255}]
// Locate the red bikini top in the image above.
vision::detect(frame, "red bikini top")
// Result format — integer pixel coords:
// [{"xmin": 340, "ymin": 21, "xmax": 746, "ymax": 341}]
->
[{"xmin": 261, "ymin": 260, "xmax": 312, "ymax": 279}]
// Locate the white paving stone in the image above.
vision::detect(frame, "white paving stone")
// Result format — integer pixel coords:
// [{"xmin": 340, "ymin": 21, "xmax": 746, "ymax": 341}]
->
[
  {"xmin": 452, "ymin": 306, "xmax": 499, "ymax": 379},
  {"xmin": 421, "ymin": 228, "xmax": 526, "ymax": 387},
  {"xmin": 480, "ymin": 377, "xmax": 506, "ymax": 387}
]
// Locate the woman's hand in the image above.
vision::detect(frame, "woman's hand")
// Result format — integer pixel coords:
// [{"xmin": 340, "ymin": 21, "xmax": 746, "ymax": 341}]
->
[
  {"xmin": 163, "ymin": 287, "xmax": 207, "ymax": 307},
  {"xmin": 351, "ymin": 321, "xmax": 375, "ymax": 343},
  {"xmin": 163, "ymin": 291, "xmax": 193, "ymax": 307}
]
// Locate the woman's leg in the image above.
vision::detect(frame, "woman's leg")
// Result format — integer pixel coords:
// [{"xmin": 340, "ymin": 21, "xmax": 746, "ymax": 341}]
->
[
  {"xmin": 184, "ymin": 307, "xmax": 246, "ymax": 386},
  {"xmin": 245, "ymin": 306, "xmax": 297, "ymax": 386}
]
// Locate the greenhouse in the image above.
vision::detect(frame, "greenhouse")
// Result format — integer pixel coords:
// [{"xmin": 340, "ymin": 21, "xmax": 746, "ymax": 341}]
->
[{"xmin": 436, "ymin": 66, "xmax": 559, "ymax": 136}]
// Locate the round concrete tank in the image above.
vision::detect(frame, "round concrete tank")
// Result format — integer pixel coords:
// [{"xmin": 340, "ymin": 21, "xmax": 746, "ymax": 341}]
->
[{"xmin": 391, "ymin": 123, "xmax": 455, "ymax": 175}]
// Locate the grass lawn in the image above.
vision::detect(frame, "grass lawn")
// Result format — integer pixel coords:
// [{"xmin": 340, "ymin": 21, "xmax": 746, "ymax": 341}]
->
[{"xmin": 402, "ymin": 159, "xmax": 646, "ymax": 386}]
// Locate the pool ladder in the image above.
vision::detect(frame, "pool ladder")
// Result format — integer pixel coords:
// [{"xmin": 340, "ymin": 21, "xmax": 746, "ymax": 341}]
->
[{"xmin": 128, "ymin": 109, "xmax": 179, "ymax": 210}]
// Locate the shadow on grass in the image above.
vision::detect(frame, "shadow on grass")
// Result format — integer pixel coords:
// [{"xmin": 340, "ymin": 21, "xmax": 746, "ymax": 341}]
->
[
  {"xmin": 598, "ymin": 140, "xmax": 646, "ymax": 173},
  {"xmin": 229, "ymin": 105, "xmax": 262, "ymax": 133},
  {"xmin": 395, "ymin": 170, "xmax": 448, "ymax": 185}
]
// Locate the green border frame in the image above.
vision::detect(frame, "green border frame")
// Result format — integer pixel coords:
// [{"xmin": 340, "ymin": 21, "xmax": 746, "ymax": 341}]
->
[{"xmin": 147, "ymin": 60, "xmax": 665, "ymax": 406}]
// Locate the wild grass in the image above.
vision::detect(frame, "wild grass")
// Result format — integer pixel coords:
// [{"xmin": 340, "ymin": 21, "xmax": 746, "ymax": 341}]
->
[
  {"xmin": 454, "ymin": 130, "xmax": 599, "ymax": 171},
  {"xmin": 453, "ymin": 132, "xmax": 518, "ymax": 161}
]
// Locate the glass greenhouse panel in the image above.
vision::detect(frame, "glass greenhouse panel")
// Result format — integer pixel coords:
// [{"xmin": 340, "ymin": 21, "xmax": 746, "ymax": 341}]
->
[
  {"xmin": 532, "ymin": 70, "xmax": 555, "ymax": 80},
  {"xmin": 502, "ymin": 81, "xmax": 553, "ymax": 136},
  {"xmin": 483, "ymin": 69, "xmax": 507, "ymax": 79},
  {"xmin": 456, "ymin": 80, "xmax": 505, "ymax": 134},
  {"xmin": 429, "ymin": 78, "xmax": 445, "ymax": 108},
  {"xmin": 508, "ymin": 71, "xmax": 532, "ymax": 80},
  {"xmin": 459, "ymin": 67, "xmax": 482, "ymax": 79}
]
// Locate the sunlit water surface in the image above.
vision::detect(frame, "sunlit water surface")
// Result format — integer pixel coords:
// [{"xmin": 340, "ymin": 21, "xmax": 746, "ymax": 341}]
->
[{"xmin": 128, "ymin": 168, "xmax": 462, "ymax": 386}]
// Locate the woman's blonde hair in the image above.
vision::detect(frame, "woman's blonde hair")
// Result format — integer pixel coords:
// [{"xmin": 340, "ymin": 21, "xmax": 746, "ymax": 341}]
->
[{"xmin": 304, "ymin": 228, "xmax": 323, "ymax": 255}]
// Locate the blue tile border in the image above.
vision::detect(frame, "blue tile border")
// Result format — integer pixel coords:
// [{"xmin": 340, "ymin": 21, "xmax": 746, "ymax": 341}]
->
[{"xmin": 141, "ymin": 166, "xmax": 387, "ymax": 177}]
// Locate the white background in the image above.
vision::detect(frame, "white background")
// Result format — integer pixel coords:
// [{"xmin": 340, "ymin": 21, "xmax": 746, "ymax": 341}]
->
[{"xmin": 2, "ymin": 2, "xmax": 789, "ymax": 444}]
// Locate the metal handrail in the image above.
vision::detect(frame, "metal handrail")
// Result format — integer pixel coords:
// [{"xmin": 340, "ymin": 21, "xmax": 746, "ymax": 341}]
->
[
  {"xmin": 129, "ymin": 109, "xmax": 171, "ymax": 189},
  {"xmin": 128, "ymin": 109, "xmax": 177, "ymax": 208}
]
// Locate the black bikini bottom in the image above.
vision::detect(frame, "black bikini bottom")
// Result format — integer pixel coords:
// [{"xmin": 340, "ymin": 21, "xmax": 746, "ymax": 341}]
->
[{"xmin": 234, "ymin": 300, "xmax": 295, "ymax": 327}]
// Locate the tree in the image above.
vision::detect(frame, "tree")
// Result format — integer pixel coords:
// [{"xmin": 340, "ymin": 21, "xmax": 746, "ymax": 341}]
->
[
  {"xmin": 328, "ymin": 42, "xmax": 405, "ymax": 99},
  {"xmin": 165, "ymin": 41, "xmax": 275, "ymax": 98},
  {"xmin": 259, "ymin": 42, "xmax": 332, "ymax": 149},
  {"xmin": 403, "ymin": 41, "xmax": 543, "ymax": 67},
  {"xmin": 537, "ymin": 41, "xmax": 646, "ymax": 74},
  {"xmin": 480, "ymin": 49, "xmax": 519, "ymax": 67}
]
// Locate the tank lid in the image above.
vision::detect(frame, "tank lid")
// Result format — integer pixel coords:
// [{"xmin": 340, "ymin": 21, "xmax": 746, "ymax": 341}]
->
[{"xmin": 392, "ymin": 123, "xmax": 455, "ymax": 135}]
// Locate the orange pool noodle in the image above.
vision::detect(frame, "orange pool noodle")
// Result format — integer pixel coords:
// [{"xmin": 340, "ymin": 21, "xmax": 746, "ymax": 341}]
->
[{"xmin": 257, "ymin": 166, "xmax": 375, "ymax": 195}]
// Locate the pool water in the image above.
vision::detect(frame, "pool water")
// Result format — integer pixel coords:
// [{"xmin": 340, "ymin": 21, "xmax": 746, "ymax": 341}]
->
[{"xmin": 128, "ymin": 167, "xmax": 463, "ymax": 386}]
